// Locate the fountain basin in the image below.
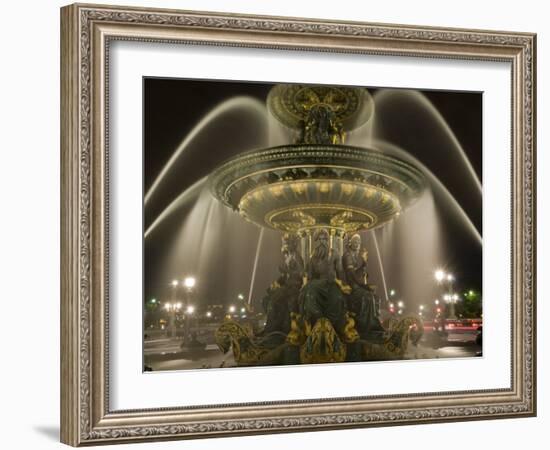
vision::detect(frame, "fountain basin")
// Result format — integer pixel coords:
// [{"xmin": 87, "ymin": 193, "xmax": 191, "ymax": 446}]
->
[{"xmin": 210, "ymin": 144, "xmax": 425, "ymax": 234}]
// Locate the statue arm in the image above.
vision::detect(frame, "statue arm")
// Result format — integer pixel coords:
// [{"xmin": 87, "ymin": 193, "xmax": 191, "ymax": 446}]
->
[
  {"xmin": 333, "ymin": 249, "xmax": 352, "ymax": 294},
  {"xmin": 332, "ymin": 248, "xmax": 344, "ymax": 280}
]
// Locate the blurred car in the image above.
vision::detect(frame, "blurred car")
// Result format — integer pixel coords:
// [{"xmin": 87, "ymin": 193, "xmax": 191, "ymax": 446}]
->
[
  {"xmin": 445, "ymin": 318, "xmax": 482, "ymax": 343},
  {"xmin": 422, "ymin": 318, "xmax": 482, "ymax": 348}
]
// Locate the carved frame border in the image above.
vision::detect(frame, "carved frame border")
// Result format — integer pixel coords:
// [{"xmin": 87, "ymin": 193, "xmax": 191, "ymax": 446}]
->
[{"xmin": 60, "ymin": 3, "xmax": 536, "ymax": 446}]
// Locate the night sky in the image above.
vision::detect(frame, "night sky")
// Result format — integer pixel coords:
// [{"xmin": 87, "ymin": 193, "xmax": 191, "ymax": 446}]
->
[{"xmin": 143, "ymin": 77, "xmax": 482, "ymax": 309}]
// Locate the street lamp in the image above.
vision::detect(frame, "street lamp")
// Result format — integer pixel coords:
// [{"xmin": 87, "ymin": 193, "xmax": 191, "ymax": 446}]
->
[
  {"xmin": 167, "ymin": 280, "xmax": 181, "ymax": 338},
  {"xmin": 446, "ymin": 273, "xmax": 457, "ymax": 320},
  {"xmin": 164, "ymin": 302, "xmax": 181, "ymax": 338},
  {"xmin": 397, "ymin": 300, "xmax": 404, "ymax": 309},
  {"xmin": 237, "ymin": 294, "xmax": 244, "ymax": 301},
  {"xmin": 181, "ymin": 276, "xmax": 196, "ymax": 344},
  {"xmin": 434, "ymin": 268, "xmax": 458, "ymax": 319},
  {"xmin": 434, "ymin": 269, "xmax": 446, "ymax": 283},
  {"xmin": 183, "ymin": 276, "xmax": 196, "ymax": 289}
]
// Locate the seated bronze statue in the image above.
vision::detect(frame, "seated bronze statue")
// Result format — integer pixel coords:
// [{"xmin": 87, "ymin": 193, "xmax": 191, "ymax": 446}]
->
[
  {"xmin": 298, "ymin": 228, "xmax": 350, "ymax": 334},
  {"xmin": 342, "ymin": 233, "xmax": 386, "ymax": 342},
  {"xmin": 260, "ymin": 233, "xmax": 304, "ymax": 335}
]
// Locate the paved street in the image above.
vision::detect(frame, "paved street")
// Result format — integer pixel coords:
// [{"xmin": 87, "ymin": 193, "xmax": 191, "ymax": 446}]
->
[
  {"xmin": 144, "ymin": 333, "xmax": 481, "ymax": 372},
  {"xmin": 405, "ymin": 341, "xmax": 481, "ymax": 360},
  {"xmin": 144, "ymin": 337, "xmax": 236, "ymax": 371}
]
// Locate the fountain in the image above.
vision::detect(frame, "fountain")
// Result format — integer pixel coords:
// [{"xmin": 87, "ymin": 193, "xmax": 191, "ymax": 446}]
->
[{"xmin": 210, "ymin": 84, "xmax": 425, "ymax": 365}]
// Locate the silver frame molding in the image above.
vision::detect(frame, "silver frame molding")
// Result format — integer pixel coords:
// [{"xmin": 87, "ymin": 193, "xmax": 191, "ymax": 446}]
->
[{"xmin": 60, "ymin": 3, "xmax": 536, "ymax": 446}]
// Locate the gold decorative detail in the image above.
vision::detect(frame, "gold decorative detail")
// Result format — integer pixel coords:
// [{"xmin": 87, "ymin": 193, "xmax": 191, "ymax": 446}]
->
[
  {"xmin": 330, "ymin": 210, "xmax": 353, "ymax": 227},
  {"xmin": 292, "ymin": 210, "xmax": 316, "ymax": 226},
  {"xmin": 317, "ymin": 182, "xmax": 331, "ymax": 194},
  {"xmin": 275, "ymin": 222, "xmax": 301, "ymax": 232},
  {"xmin": 341, "ymin": 183, "xmax": 356, "ymax": 196},
  {"xmin": 362, "ymin": 316, "xmax": 424, "ymax": 360},
  {"xmin": 216, "ymin": 321, "xmax": 286, "ymax": 366},
  {"xmin": 364, "ymin": 188, "xmax": 375, "ymax": 199},
  {"xmin": 342, "ymin": 312, "xmax": 360, "ymax": 343},
  {"xmin": 290, "ymin": 182, "xmax": 307, "ymax": 195},
  {"xmin": 269, "ymin": 185, "xmax": 284, "ymax": 197},
  {"xmin": 300, "ymin": 318, "xmax": 346, "ymax": 364},
  {"xmin": 335, "ymin": 278, "xmax": 352, "ymax": 295},
  {"xmin": 264, "ymin": 203, "xmax": 378, "ymax": 234},
  {"xmin": 304, "ymin": 318, "xmax": 312, "ymax": 337},
  {"xmin": 286, "ymin": 313, "xmax": 306, "ymax": 346}
]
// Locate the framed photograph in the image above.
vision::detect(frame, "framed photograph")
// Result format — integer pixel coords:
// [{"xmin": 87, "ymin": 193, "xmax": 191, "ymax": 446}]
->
[{"xmin": 60, "ymin": 3, "xmax": 536, "ymax": 446}]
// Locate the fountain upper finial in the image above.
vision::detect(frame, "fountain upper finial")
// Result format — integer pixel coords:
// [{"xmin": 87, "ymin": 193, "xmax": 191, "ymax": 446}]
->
[{"xmin": 267, "ymin": 84, "xmax": 374, "ymax": 145}]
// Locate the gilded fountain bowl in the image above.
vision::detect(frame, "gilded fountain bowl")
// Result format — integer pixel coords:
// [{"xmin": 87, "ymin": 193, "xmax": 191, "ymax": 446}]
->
[{"xmin": 210, "ymin": 144, "xmax": 426, "ymax": 234}]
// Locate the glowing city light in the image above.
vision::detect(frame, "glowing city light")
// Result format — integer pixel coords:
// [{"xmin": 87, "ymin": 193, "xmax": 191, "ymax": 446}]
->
[
  {"xmin": 434, "ymin": 269, "xmax": 446, "ymax": 282},
  {"xmin": 184, "ymin": 276, "xmax": 196, "ymax": 289}
]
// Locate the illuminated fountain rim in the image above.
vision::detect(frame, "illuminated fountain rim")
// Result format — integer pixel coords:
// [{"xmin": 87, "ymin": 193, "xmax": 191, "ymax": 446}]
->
[{"xmin": 210, "ymin": 144, "xmax": 426, "ymax": 233}]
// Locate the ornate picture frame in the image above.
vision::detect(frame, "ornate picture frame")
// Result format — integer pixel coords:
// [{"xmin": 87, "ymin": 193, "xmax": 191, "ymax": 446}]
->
[{"xmin": 60, "ymin": 3, "xmax": 536, "ymax": 446}]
